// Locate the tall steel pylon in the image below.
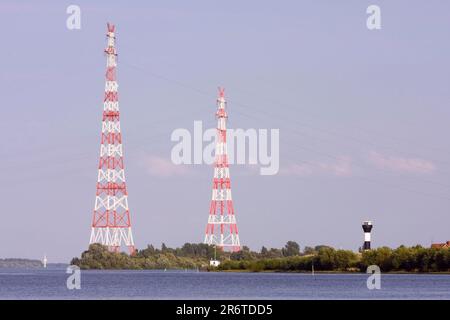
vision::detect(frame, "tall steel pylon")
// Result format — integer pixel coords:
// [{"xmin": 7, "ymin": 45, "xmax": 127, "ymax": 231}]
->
[
  {"xmin": 204, "ymin": 88, "xmax": 241, "ymax": 252},
  {"xmin": 89, "ymin": 23, "xmax": 135, "ymax": 254}
]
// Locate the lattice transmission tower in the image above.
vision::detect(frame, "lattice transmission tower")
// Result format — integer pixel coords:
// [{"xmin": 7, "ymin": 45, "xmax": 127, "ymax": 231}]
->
[
  {"xmin": 204, "ymin": 88, "xmax": 241, "ymax": 252},
  {"xmin": 89, "ymin": 23, "xmax": 135, "ymax": 254}
]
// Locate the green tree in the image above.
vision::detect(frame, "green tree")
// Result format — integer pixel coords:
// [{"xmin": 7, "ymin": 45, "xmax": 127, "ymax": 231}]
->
[
  {"xmin": 230, "ymin": 246, "xmax": 255, "ymax": 260},
  {"xmin": 316, "ymin": 247, "xmax": 336, "ymax": 270},
  {"xmin": 303, "ymin": 246, "xmax": 315, "ymax": 255},
  {"xmin": 392, "ymin": 246, "xmax": 415, "ymax": 271},
  {"xmin": 267, "ymin": 248, "xmax": 283, "ymax": 258},
  {"xmin": 314, "ymin": 245, "xmax": 332, "ymax": 251},
  {"xmin": 360, "ymin": 247, "xmax": 393, "ymax": 272},
  {"xmin": 282, "ymin": 241, "xmax": 300, "ymax": 257},
  {"xmin": 260, "ymin": 246, "xmax": 269, "ymax": 257}
]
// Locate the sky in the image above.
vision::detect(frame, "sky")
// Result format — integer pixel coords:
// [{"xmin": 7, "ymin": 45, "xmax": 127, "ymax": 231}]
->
[{"xmin": 1, "ymin": 1, "xmax": 450, "ymax": 262}]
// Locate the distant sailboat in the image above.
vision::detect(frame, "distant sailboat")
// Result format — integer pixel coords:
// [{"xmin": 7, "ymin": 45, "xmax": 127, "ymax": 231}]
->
[
  {"xmin": 43, "ymin": 254, "xmax": 48, "ymax": 269},
  {"xmin": 311, "ymin": 259, "xmax": 315, "ymax": 279}
]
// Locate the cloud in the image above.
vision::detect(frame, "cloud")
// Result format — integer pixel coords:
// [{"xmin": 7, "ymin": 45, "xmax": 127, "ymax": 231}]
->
[
  {"xmin": 141, "ymin": 155, "xmax": 192, "ymax": 177},
  {"xmin": 281, "ymin": 156, "xmax": 353, "ymax": 177},
  {"xmin": 367, "ymin": 151, "xmax": 436, "ymax": 174}
]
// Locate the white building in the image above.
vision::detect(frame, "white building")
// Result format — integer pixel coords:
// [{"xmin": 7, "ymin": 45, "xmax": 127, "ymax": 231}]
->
[{"xmin": 209, "ymin": 260, "xmax": 220, "ymax": 267}]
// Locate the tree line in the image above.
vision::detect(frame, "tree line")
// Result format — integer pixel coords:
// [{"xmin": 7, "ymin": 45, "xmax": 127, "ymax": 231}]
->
[{"xmin": 71, "ymin": 242, "xmax": 450, "ymax": 272}]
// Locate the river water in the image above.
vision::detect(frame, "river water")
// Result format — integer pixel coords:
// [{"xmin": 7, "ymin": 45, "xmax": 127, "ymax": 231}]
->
[{"xmin": 0, "ymin": 268, "xmax": 448, "ymax": 299}]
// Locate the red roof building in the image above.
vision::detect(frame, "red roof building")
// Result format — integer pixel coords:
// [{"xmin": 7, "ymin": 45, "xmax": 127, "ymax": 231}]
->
[{"xmin": 431, "ymin": 241, "xmax": 450, "ymax": 249}]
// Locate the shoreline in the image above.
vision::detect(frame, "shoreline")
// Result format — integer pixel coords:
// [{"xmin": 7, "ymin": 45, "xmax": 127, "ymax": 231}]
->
[
  {"xmin": 63, "ymin": 268, "xmax": 450, "ymax": 275},
  {"xmin": 217, "ymin": 270, "xmax": 450, "ymax": 275},
  {"xmin": 2, "ymin": 265, "xmax": 449, "ymax": 275}
]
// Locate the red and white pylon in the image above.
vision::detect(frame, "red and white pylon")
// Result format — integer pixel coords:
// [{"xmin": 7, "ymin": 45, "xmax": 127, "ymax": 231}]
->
[
  {"xmin": 204, "ymin": 88, "xmax": 241, "ymax": 252},
  {"xmin": 89, "ymin": 23, "xmax": 135, "ymax": 254}
]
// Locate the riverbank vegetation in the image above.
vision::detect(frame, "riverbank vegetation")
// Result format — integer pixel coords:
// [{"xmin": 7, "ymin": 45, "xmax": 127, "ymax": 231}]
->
[
  {"xmin": 71, "ymin": 242, "xmax": 450, "ymax": 272},
  {"xmin": 0, "ymin": 258, "xmax": 43, "ymax": 268}
]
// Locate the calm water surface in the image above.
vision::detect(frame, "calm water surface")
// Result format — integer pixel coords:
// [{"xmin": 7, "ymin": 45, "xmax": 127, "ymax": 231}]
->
[{"xmin": 0, "ymin": 268, "xmax": 448, "ymax": 299}]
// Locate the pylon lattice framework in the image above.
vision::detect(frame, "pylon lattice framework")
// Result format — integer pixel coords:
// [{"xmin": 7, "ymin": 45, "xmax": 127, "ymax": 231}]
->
[
  {"xmin": 204, "ymin": 88, "xmax": 241, "ymax": 252},
  {"xmin": 89, "ymin": 23, "xmax": 135, "ymax": 254}
]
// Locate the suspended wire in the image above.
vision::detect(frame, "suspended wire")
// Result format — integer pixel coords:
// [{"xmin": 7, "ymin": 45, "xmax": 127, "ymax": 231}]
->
[
  {"xmin": 121, "ymin": 59, "xmax": 450, "ymax": 168},
  {"xmin": 1, "ymin": 130, "xmax": 170, "ymax": 174},
  {"xmin": 6, "ymin": 60, "xmax": 449, "ymax": 202},
  {"xmin": 293, "ymin": 158, "xmax": 450, "ymax": 202},
  {"xmin": 213, "ymin": 92, "xmax": 450, "ymax": 188},
  {"xmin": 229, "ymin": 85, "xmax": 450, "ymax": 161},
  {"xmin": 117, "ymin": 60, "xmax": 450, "ymax": 200},
  {"xmin": 227, "ymin": 95, "xmax": 450, "ymax": 168},
  {"xmin": 141, "ymin": 60, "xmax": 450, "ymax": 166}
]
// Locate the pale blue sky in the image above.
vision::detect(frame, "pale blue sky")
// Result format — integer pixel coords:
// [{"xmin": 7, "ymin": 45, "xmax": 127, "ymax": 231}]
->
[{"xmin": 1, "ymin": 1, "xmax": 450, "ymax": 261}]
